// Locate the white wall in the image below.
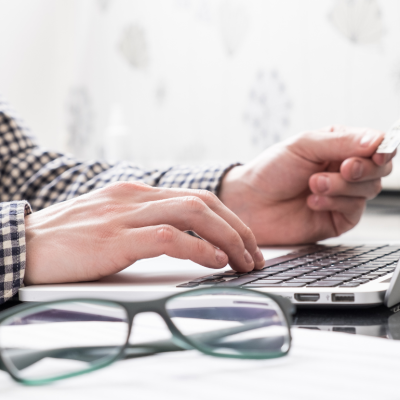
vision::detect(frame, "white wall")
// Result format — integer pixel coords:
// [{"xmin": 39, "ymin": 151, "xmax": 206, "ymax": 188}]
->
[{"xmin": 0, "ymin": 0, "xmax": 399, "ymax": 187}]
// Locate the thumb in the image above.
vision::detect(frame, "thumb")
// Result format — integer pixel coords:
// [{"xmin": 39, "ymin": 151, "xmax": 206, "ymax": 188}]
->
[{"xmin": 288, "ymin": 126, "xmax": 384, "ymax": 163}]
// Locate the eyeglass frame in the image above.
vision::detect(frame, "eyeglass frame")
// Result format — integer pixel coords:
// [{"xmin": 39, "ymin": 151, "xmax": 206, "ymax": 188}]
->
[{"xmin": 0, "ymin": 287, "xmax": 295, "ymax": 385}]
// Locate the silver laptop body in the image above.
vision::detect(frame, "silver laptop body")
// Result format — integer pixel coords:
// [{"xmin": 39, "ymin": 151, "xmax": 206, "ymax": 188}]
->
[{"xmin": 19, "ymin": 243, "xmax": 400, "ymax": 308}]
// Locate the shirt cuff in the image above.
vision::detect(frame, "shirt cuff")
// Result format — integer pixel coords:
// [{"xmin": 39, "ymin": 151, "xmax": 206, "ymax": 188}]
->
[
  {"xmin": 0, "ymin": 200, "xmax": 32, "ymax": 304},
  {"xmin": 156, "ymin": 163, "xmax": 241, "ymax": 194}
]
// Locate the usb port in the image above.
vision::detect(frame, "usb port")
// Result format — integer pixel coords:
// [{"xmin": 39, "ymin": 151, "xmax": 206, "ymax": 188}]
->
[
  {"xmin": 294, "ymin": 293, "xmax": 320, "ymax": 302},
  {"xmin": 332, "ymin": 293, "xmax": 355, "ymax": 302}
]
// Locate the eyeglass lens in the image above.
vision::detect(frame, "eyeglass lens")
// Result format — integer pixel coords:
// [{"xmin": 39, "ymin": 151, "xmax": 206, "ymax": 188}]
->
[
  {"xmin": 0, "ymin": 300, "xmax": 129, "ymax": 384},
  {"xmin": 165, "ymin": 290, "xmax": 290, "ymax": 358},
  {"xmin": 0, "ymin": 290, "xmax": 290, "ymax": 384}
]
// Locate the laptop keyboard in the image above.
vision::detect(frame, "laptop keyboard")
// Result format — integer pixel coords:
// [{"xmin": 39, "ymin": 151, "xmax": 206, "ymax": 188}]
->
[{"xmin": 176, "ymin": 244, "xmax": 400, "ymax": 289}]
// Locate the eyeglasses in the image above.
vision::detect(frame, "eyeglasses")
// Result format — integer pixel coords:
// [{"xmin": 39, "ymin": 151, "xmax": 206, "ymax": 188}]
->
[{"xmin": 0, "ymin": 287, "xmax": 294, "ymax": 385}]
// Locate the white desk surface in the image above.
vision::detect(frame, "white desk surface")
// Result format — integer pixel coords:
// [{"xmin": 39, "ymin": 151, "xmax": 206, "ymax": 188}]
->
[
  {"xmin": 4, "ymin": 197, "xmax": 400, "ymax": 398},
  {"xmin": 1, "ymin": 328, "xmax": 399, "ymax": 400}
]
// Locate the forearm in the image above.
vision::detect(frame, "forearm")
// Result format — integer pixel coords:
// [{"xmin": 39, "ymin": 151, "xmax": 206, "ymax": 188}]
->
[
  {"xmin": 0, "ymin": 98, "xmax": 242, "ymax": 302},
  {"xmin": 1, "ymin": 97, "xmax": 239, "ymax": 212}
]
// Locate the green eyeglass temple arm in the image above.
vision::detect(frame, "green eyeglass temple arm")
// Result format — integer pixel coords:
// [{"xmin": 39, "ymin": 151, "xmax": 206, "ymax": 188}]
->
[{"xmin": 0, "ymin": 318, "xmax": 284, "ymax": 372}]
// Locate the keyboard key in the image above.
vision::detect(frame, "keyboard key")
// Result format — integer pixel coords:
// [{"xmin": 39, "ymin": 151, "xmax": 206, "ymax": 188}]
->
[
  {"xmin": 339, "ymin": 282, "xmax": 361, "ymax": 287},
  {"xmin": 366, "ymin": 272, "xmax": 387, "ymax": 277},
  {"xmin": 319, "ymin": 277, "xmax": 346, "ymax": 283},
  {"xmin": 381, "ymin": 267, "xmax": 395, "ymax": 272},
  {"xmin": 242, "ymin": 283, "xmax": 280, "ymax": 287},
  {"xmin": 305, "ymin": 272, "xmax": 334, "ymax": 277},
  {"xmin": 200, "ymin": 279, "xmax": 226, "ymax": 285},
  {"xmin": 318, "ymin": 268, "xmax": 343, "ymax": 274},
  {"xmin": 278, "ymin": 262, "xmax": 304, "ymax": 268},
  {"xmin": 334, "ymin": 262, "xmax": 361, "ymax": 268},
  {"xmin": 257, "ymin": 277, "xmax": 286, "ymax": 281},
  {"xmin": 244, "ymin": 282, "xmax": 307, "ymax": 287},
  {"xmin": 330, "ymin": 275, "xmax": 356, "ymax": 281},
  {"xmin": 278, "ymin": 282, "xmax": 308, "ymax": 287},
  {"xmin": 307, "ymin": 281, "xmax": 342, "ymax": 287},
  {"xmin": 313, "ymin": 262, "xmax": 335, "ymax": 267},
  {"xmin": 273, "ymin": 272, "xmax": 303, "ymax": 278},
  {"xmin": 363, "ymin": 275, "xmax": 379, "ymax": 280},
  {"xmin": 335, "ymin": 272, "xmax": 362, "ymax": 277},
  {"xmin": 189, "ymin": 276, "xmax": 222, "ymax": 283},
  {"xmin": 291, "ymin": 268, "xmax": 318, "ymax": 274},
  {"xmin": 302, "ymin": 274, "xmax": 330, "ymax": 279},
  {"xmin": 252, "ymin": 279, "xmax": 284, "ymax": 284},
  {"xmin": 358, "ymin": 267, "xmax": 379, "ymax": 272},
  {"xmin": 213, "ymin": 272, "xmax": 243, "ymax": 277},
  {"xmin": 349, "ymin": 269, "xmax": 371, "ymax": 274},
  {"xmin": 263, "ymin": 267, "xmax": 291, "ymax": 272},
  {"xmin": 351, "ymin": 279, "xmax": 370, "ymax": 284},
  {"xmin": 362, "ymin": 263, "xmax": 387, "ymax": 268},
  {"xmin": 249, "ymin": 272, "xmax": 277, "ymax": 277},
  {"xmin": 179, "ymin": 244, "xmax": 398, "ymax": 289},
  {"xmin": 216, "ymin": 275, "xmax": 259, "ymax": 287}
]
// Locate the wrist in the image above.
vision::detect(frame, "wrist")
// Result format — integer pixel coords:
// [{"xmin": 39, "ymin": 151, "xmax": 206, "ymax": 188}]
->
[
  {"xmin": 218, "ymin": 165, "xmax": 251, "ymax": 224},
  {"xmin": 23, "ymin": 214, "xmax": 36, "ymax": 286},
  {"xmin": 23, "ymin": 211, "xmax": 48, "ymax": 286}
]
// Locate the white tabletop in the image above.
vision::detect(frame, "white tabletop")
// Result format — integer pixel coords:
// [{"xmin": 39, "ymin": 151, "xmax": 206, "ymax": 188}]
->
[
  {"xmin": 0, "ymin": 327, "xmax": 398, "ymax": 400},
  {"xmin": 5, "ymin": 196, "xmax": 400, "ymax": 398}
]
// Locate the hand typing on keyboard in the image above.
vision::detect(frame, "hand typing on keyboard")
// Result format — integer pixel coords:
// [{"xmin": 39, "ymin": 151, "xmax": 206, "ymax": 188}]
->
[
  {"xmin": 219, "ymin": 126, "xmax": 395, "ymax": 245},
  {"xmin": 24, "ymin": 182, "xmax": 266, "ymax": 285}
]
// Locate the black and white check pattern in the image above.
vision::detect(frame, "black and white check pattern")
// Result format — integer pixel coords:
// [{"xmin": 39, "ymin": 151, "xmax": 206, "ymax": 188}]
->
[
  {"xmin": 0, "ymin": 97, "xmax": 235, "ymax": 303},
  {"xmin": 0, "ymin": 201, "xmax": 31, "ymax": 303}
]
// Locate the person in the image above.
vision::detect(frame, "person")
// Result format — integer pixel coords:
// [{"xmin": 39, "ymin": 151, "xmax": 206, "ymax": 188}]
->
[{"xmin": 0, "ymin": 97, "xmax": 395, "ymax": 304}]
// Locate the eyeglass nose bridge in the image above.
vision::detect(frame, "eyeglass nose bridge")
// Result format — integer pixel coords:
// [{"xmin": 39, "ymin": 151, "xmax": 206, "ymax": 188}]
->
[{"xmin": 123, "ymin": 299, "xmax": 172, "ymax": 326}]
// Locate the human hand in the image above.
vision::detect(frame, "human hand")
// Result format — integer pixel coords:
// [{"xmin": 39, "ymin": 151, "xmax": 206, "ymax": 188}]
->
[
  {"xmin": 24, "ymin": 182, "xmax": 265, "ymax": 285},
  {"xmin": 219, "ymin": 126, "xmax": 395, "ymax": 245}
]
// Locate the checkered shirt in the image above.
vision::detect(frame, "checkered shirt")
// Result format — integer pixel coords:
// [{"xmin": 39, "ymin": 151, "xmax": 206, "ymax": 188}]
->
[{"xmin": 0, "ymin": 97, "xmax": 235, "ymax": 303}]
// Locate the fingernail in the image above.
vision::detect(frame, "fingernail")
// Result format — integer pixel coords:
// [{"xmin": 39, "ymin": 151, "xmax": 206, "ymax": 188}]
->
[
  {"xmin": 215, "ymin": 248, "xmax": 227, "ymax": 264},
  {"xmin": 374, "ymin": 153, "xmax": 385, "ymax": 166},
  {"xmin": 360, "ymin": 131, "xmax": 380, "ymax": 148},
  {"xmin": 351, "ymin": 160, "xmax": 363, "ymax": 180},
  {"xmin": 312, "ymin": 195, "xmax": 320, "ymax": 206},
  {"xmin": 244, "ymin": 249, "xmax": 253, "ymax": 264},
  {"xmin": 254, "ymin": 247, "xmax": 265, "ymax": 263},
  {"xmin": 317, "ymin": 175, "xmax": 329, "ymax": 193}
]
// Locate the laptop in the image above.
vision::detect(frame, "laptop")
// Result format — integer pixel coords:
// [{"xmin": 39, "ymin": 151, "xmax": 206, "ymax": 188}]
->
[{"xmin": 18, "ymin": 242, "xmax": 400, "ymax": 308}]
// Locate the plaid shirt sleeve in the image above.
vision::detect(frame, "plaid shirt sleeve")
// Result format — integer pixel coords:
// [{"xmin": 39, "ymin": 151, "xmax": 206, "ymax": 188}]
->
[
  {"xmin": 0, "ymin": 97, "xmax": 237, "ymax": 303},
  {"xmin": 0, "ymin": 201, "xmax": 31, "ymax": 304}
]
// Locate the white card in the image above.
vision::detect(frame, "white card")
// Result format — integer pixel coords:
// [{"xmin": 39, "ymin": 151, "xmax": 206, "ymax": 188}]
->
[{"xmin": 376, "ymin": 119, "xmax": 400, "ymax": 154}]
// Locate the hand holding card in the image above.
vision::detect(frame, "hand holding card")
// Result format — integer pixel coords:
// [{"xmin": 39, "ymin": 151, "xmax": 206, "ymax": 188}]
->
[{"xmin": 220, "ymin": 126, "xmax": 391, "ymax": 245}]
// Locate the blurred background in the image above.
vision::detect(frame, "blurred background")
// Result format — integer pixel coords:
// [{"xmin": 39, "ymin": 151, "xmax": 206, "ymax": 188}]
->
[{"xmin": 0, "ymin": 0, "xmax": 399, "ymax": 188}]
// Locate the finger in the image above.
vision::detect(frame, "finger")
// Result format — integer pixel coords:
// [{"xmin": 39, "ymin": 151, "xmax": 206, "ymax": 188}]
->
[
  {"xmin": 291, "ymin": 127, "xmax": 384, "ymax": 163},
  {"xmin": 307, "ymin": 194, "xmax": 366, "ymax": 234},
  {"xmin": 309, "ymin": 173, "xmax": 382, "ymax": 200},
  {"xmin": 131, "ymin": 196, "xmax": 257, "ymax": 272},
  {"xmin": 340, "ymin": 157, "xmax": 392, "ymax": 182},
  {"xmin": 372, "ymin": 149, "xmax": 397, "ymax": 166},
  {"xmin": 135, "ymin": 187, "xmax": 265, "ymax": 269},
  {"xmin": 127, "ymin": 225, "xmax": 230, "ymax": 270}
]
